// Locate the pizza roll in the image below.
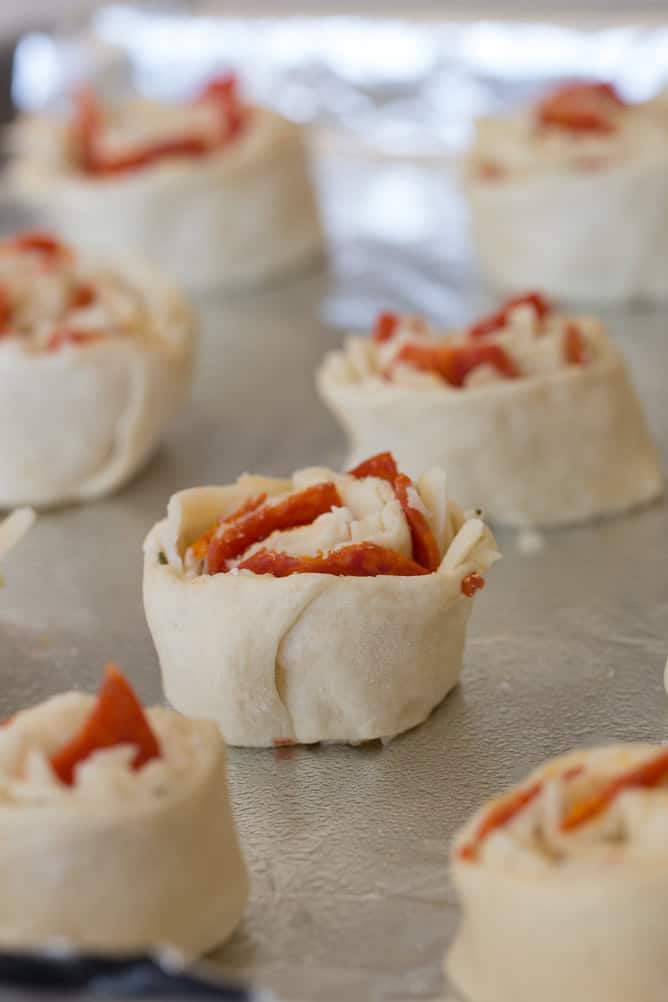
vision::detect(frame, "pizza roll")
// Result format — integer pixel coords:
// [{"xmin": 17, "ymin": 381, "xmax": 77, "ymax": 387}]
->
[
  {"xmin": 463, "ymin": 81, "xmax": 668, "ymax": 302},
  {"xmin": 8, "ymin": 75, "xmax": 323, "ymax": 291},
  {"xmin": 143, "ymin": 452, "xmax": 499, "ymax": 747},
  {"xmin": 0, "ymin": 664, "xmax": 248, "ymax": 956},
  {"xmin": 448, "ymin": 743, "xmax": 668, "ymax": 1002},
  {"xmin": 317, "ymin": 295, "xmax": 662, "ymax": 526},
  {"xmin": 0, "ymin": 231, "xmax": 195, "ymax": 508}
]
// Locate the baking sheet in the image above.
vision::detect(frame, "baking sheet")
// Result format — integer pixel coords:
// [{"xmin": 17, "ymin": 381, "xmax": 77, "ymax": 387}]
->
[{"xmin": 3, "ymin": 8, "xmax": 668, "ymax": 1002}]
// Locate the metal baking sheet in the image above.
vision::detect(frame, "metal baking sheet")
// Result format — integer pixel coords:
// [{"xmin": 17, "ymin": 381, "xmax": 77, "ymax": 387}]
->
[{"xmin": 3, "ymin": 9, "xmax": 668, "ymax": 1002}]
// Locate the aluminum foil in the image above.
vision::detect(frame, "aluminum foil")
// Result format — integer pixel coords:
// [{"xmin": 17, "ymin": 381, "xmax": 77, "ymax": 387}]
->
[{"xmin": 4, "ymin": 8, "xmax": 668, "ymax": 1001}]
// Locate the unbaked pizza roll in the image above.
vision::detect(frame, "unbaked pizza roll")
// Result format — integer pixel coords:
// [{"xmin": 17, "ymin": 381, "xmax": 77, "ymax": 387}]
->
[
  {"xmin": 143, "ymin": 451, "xmax": 499, "ymax": 747},
  {"xmin": 8, "ymin": 75, "xmax": 323, "ymax": 290},
  {"xmin": 0, "ymin": 231, "xmax": 195, "ymax": 508},
  {"xmin": 464, "ymin": 81, "xmax": 668, "ymax": 302},
  {"xmin": 0, "ymin": 664, "xmax": 248, "ymax": 955},
  {"xmin": 317, "ymin": 295, "xmax": 663, "ymax": 526},
  {"xmin": 447, "ymin": 743, "xmax": 668, "ymax": 1002}
]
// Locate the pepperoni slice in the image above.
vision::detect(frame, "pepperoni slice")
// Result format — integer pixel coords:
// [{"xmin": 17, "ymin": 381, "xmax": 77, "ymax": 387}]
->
[
  {"xmin": 563, "ymin": 323, "xmax": 586, "ymax": 365},
  {"xmin": 76, "ymin": 76, "xmax": 245, "ymax": 177},
  {"xmin": 461, "ymin": 572, "xmax": 485, "ymax": 597},
  {"xmin": 393, "ymin": 472, "xmax": 441, "ymax": 571},
  {"xmin": 468, "ymin": 292, "xmax": 551, "ymax": 339},
  {"xmin": 10, "ymin": 232, "xmax": 69, "ymax": 262},
  {"xmin": 458, "ymin": 782, "xmax": 543, "ymax": 862},
  {"xmin": 536, "ymin": 81, "xmax": 625, "ymax": 133},
  {"xmin": 348, "ymin": 452, "xmax": 399, "ymax": 484},
  {"xmin": 238, "ymin": 541, "xmax": 430, "ymax": 577},
  {"xmin": 197, "ymin": 73, "xmax": 245, "ymax": 138},
  {"xmin": 88, "ymin": 135, "xmax": 212, "ymax": 177},
  {"xmin": 207, "ymin": 482, "xmax": 343, "ymax": 574},
  {"xmin": 49, "ymin": 664, "xmax": 161, "ymax": 786},
  {"xmin": 45, "ymin": 329, "xmax": 100, "ymax": 352},
  {"xmin": 73, "ymin": 87, "xmax": 103, "ymax": 171},
  {"xmin": 372, "ymin": 311, "xmax": 400, "ymax": 343},
  {"xmin": 459, "ymin": 764, "xmax": 585, "ymax": 861},
  {"xmin": 0, "ymin": 286, "xmax": 11, "ymax": 337},
  {"xmin": 189, "ymin": 493, "xmax": 268, "ymax": 562},
  {"xmin": 394, "ymin": 341, "xmax": 519, "ymax": 387},
  {"xmin": 69, "ymin": 282, "xmax": 97, "ymax": 310},
  {"xmin": 561, "ymin": 748, "xmax": 668, "ymax": 832}
]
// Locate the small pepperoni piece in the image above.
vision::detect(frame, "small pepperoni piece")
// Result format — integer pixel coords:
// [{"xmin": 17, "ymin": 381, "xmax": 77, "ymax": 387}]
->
[
  {"xmin": 89, "ymin": 134, "xmax": 212, "ymax": 177},
  {"xmin": 73, "ymin": 86, "xmax": 103, "ymax": 171},
  {"xmin": 0, "ymin": 286, "xmax": 11, "ymax": 336},
  {"xmin": 461, "ymin": 572, "xmax": 485, "ymax": 597},
  {"xmin": 561, "ymin": 748, "xmax": 668, "ymax": 832},
  {"xmin": 207, "ymin": 482, "xmax": 343, "ymax": 575},
  {"xmin": 468, "ymin": 292, "xmax": 550, "ymax": 338},
  {"xmin": 348, "ymin": 451, "xmax": 399, "ymax": 484},
  {"xmin": 10, "ymin": 232, "xmax": 69, "ymax": 262},
  {"xmin": 372, "ymin": 311, "xmax": 400, "ymax": 343},
  {"xmin": 395, "ymin": 341, "xmax": 519, "ymax": 387},
  {"xmin": 189, "ymin": 493, "xmax": 268, "ymax": 562},
  {"xmin": 45, "ymin": 329, "xmax": 100, "ymax": 352},
  {"xmin": 198, "ymin": 73, "xmax": 245, "ymax": 138},
  {"xmin": 459, "ymin": 763, "xmax": 586, "ymax": 861},
  {"xmin": 69, "ymin": 282, "xmax": 97, "ymax": 310},
  {"xmin": 393, "ymin": 472, "xmax": 441, "ymax": 571},
  {"xmin": 49, "ymin": 664, "xmax": 161, "ymax": 786},
  {"xmin": 564, "ymin": 323, "xmax": 586, "ymax": 365},
  {"xmin": 536, "ymin": 81, "xmax": 624, "ymax": 133},
  {"xmin": 458, "ymin": 783, "xmax": 543, "ymax": 862},
  {"xmin": 238, "ymin": 541, "xmax": 430, "ymax": 577}
]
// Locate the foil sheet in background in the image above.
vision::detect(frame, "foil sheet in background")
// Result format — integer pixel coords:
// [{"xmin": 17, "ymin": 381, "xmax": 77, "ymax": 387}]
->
[{"xmin": 12, "ymin": 7, "xmax": 668, "ymax": 328}]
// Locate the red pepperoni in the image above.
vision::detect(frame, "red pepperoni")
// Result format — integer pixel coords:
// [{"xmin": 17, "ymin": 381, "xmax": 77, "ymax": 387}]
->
[
  {"xmin": 238, "ymin": 541, "xmax": 430, "ymax": 577},
  {"xmin": 69, "ymin": 282, "xmax": 97, "ymax": 310},
  {"xmin": 394, "ymin": 341, "xmax": 519, "ymax": 387},
  {"xmin": 372, "ymin": 311, "xmax": 400, "ymax": 343},
  {"xmin": 197, "ymin": 73, "xmax": 245, "ymax": 138},
  {"xmin": 536, "ymin": 81, "xmax": 625, "ymax": 133},
  {"xmin": 461, "ymin": 572, "xmax": 485, "ymax": 597},
  {"xmin": 468, "ymin": 292, "xmax": 550, "ymax": 339},
  {"xmin": 564, "ymin": 323, "xmax": 586, "ymax": 365},
  {"xmin": 189, "ymin": 493, "xmax": 268, "ymax": 562},
  {"xmin": 49, "ymin": 664, "xmax": 161, "ymax": 786},
  {"xmin": 0, "ymin": 286, "xmax": 11, "ymax": 337},
  {"xmin": 393, "ymin": 473, "xmax": 441, "ymax": 571},
  {"xmin": 45, "ymin": 329, "xmax": 100, "ymax": 352},
  {"xmin": 207, "ymin": 482, "xmax": 343, "ymax": 575},
  {"xmin": 561, "ymin": 748, "xmax": 668, "ymax": 832},
  {"xmin": 75, "ymin": 75, "xmax": 245, "ymax": 177},
  {"xmin": 10, "ymin": 232, "xmax": 69, "ymax": 261},
  {"xmin": 348, "ymin": 451, "xmax": 399, "ymax": 484},
  {"xmin": 459, "ymin": 764, "xmax": 585, "ymax": 861}
]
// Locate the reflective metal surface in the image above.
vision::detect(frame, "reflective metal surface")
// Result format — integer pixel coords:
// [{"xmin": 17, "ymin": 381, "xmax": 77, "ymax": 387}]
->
[{"xmin": 2, "ymin": 10, "xmax": 668, "ymax": 1002}]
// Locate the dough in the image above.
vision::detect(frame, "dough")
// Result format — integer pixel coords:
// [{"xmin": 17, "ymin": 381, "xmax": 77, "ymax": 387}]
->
[
  {"xmin": 463, "ymin": 83, "xmax": 668, "ymax": 302},
  {"xmin": 143, "ymin": 458, "xmax": 499, "ymax": 746},
  {"xmin": 0, "ymin": 233, "xmax": 195, "ymax": 508},
  {"xmin": 0, "ymin": 670, "xmax": 248, "ymax": 956},
  {"xmin": 0, "ymin": 508, "xmax": 34, "ymax": 564},
  {"xmin": 317, "ymin": 301, "xmax": 663, "ymax": 526},
  {"xmin": 447, "ymin": 743, "xmax": 668, "ymax": 1002},
  {"xmin": 8, "ymin": 81, "xmax": 324, "ymax": 291}
]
